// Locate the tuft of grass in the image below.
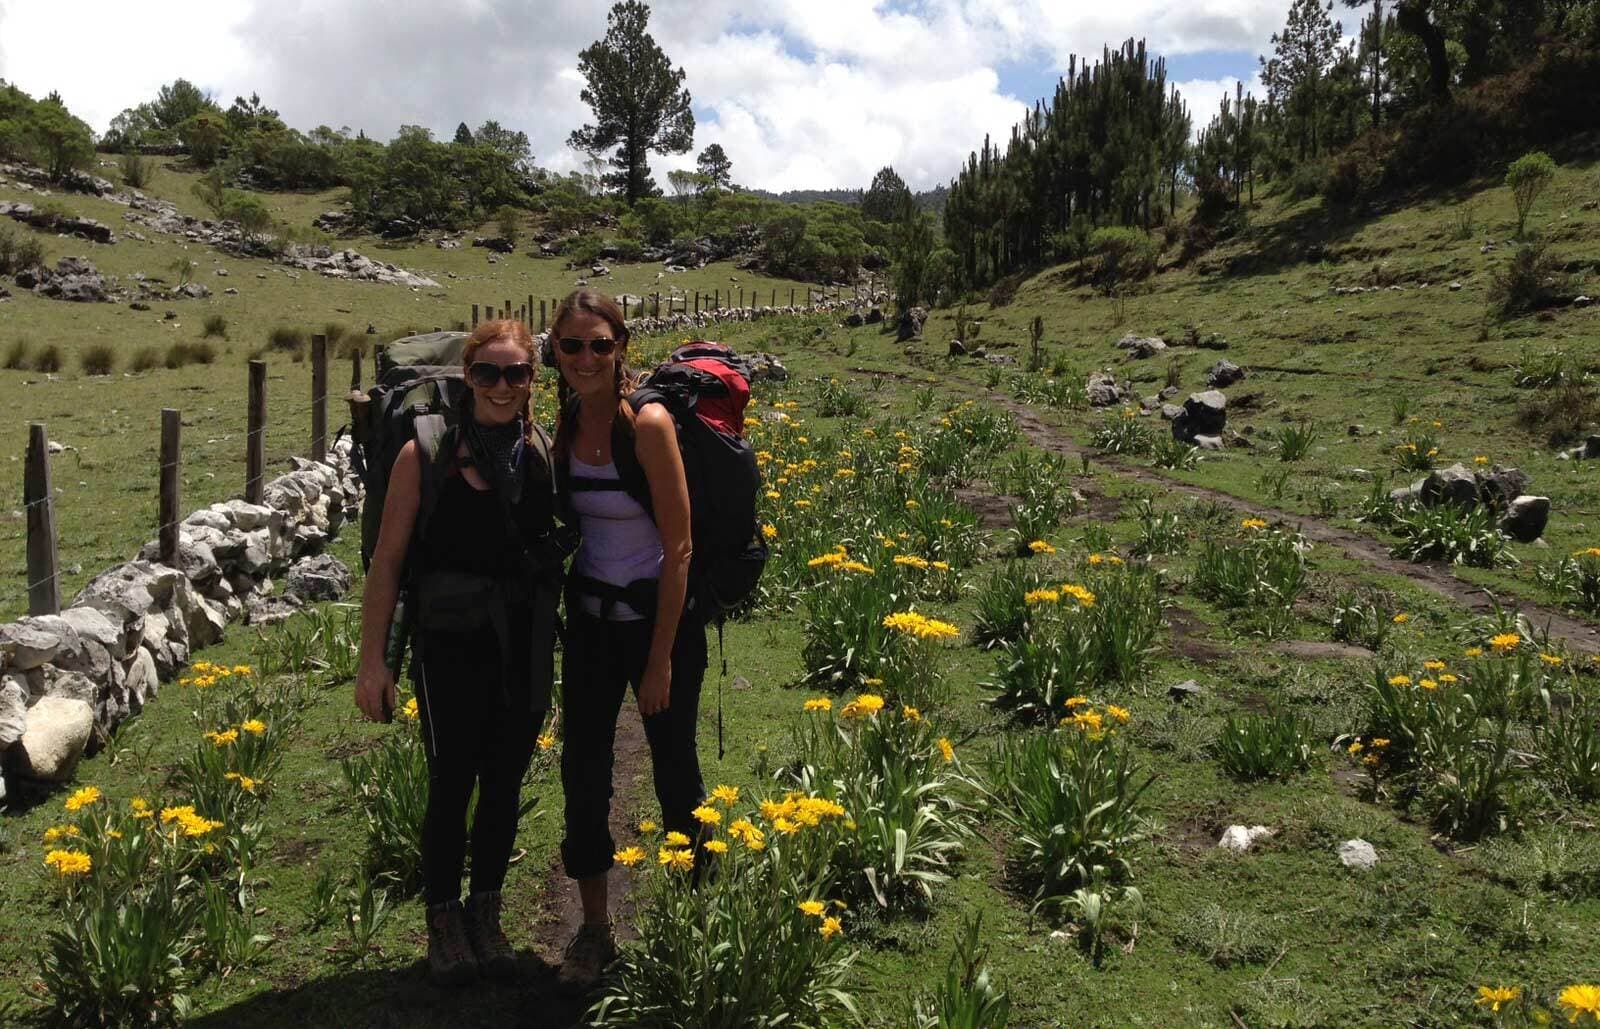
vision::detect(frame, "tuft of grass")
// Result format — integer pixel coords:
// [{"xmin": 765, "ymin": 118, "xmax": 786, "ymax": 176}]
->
[
  {"xmin": 202, "ymin": 314, "xmax": 229, "ymax": 339},
  {"xmin": 1173, "ymin": 904, "xmax": 1284, "ymax": 968},
  {"xmin": 79, "ymin": 344, "xmax": 116, "ymax": 376},
  {"xmin": 3, "ymin": 338, "xmax": 31, "ymax": 370},
  {"xmin": 164, "ymin": 340, "xmax": 217, "ymax": 369},
  {"xmin": 129, "ymin": 346, "xmax": 161, "ymax": 373},
  {"xmin": 31, "ymin": 344, "xmax": 62, "ymax": 373},
  {"xmin": 1514, "ymin": 382, "xmax": 1599, "ymax": 447},
  {"xmin": 266, "ymin": 326, "xmax": 307, "ymax": 355}
]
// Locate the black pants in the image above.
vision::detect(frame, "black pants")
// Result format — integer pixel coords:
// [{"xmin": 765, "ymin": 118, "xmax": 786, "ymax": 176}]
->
[
  {"xmin": 414, "ymin": 636, "xmax": 547, "ymax": 906},
  {"xmin": 560, "ymin": 610, "xmax": 708, "ymax": 880}
]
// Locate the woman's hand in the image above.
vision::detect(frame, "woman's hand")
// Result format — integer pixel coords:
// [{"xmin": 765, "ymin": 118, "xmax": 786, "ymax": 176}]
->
[
  {"xmin": 355, "ymin": 659, "xmax": 397, "ymax": 723},
  {"xmin": 638, "ymin": 659, "xmax": 672, "ymax": 717}
]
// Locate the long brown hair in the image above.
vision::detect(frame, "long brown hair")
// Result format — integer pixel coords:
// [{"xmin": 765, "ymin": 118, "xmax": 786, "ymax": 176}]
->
[
  {"xmin": 549, "ymin": 290, "xmax": 639, "ymax": 452},
  {"xmin": 461, "ymin": 318, "xmax": 537, "ymax": 443}
]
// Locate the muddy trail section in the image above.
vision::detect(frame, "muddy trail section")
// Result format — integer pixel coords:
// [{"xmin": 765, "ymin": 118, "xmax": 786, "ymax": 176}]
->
[{"xmin": 986, "ymin": 389, "xmax": 1600, "ymax": 656}]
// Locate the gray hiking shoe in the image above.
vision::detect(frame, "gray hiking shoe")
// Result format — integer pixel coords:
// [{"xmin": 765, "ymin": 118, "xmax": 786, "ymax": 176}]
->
[
  {"xmin": 426, "ymin": 899, "xmax": 479, "ymax": 987},
  {"xmin": 557, "ymin": 921, "xmax": 616, "ymax": 994},
  {"xmin": 464, "ymin": 891, "xmax": 517, "ymax": 980}
]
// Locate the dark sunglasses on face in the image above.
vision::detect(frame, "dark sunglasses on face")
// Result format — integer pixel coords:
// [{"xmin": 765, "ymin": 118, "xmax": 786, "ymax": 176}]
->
[
  {"xmin": 557, "ymin": 336, "xmax": 619, "ymax": 357},
  {"xmin": 466, "ymin": 361, "xmax": 535, "ymax": 389}
]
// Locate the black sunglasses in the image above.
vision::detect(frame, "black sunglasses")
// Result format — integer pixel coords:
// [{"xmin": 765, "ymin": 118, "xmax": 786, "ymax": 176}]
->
[
  {"xmin": 466, "ymin": 361, "xmax": 535, "ymax": 389},
  {"xmin": 557, "ymin": 336, "xmax": 619, "ymax": 356}
]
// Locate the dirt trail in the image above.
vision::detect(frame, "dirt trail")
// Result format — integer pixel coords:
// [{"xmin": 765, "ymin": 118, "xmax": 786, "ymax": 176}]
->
[{"xmin": 988, "ymin": 391, "xmax": 1600, "ymax": 656}]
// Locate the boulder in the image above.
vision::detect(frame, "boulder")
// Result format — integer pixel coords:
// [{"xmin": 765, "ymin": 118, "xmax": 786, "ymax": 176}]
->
[
  {"xmin": 0, "ymin": 675, "xmax": 27, "ymax": 746},
  {"xmin": 843, "ymin": 312, "xmax": 864, "ymax": 328},
  {"xmin": 0, "ymin": 616, "xmax": 80, "ymax": 670},
  {"xmin": 1169, "ymin": 679, "xmax": 1202, "ymax": 701},
  {"xmin": 1085, "ymin": 372, "xmax": 1122, "ymax": 407},
  {"xmin": 59, "ymin": 605, "xmax": 128, "ymax": 661},
  {"xmin": 285, "ymin": 554, "xmax": 350, "ymax": 602},
  {"xmin": 1217, "ymin": 825, "xmax": 1274, "ymax": 853},
  {"xmin": 895, "ymin": 306, "xmax": 927, "ymax": 342},
  {"xmin": 746, "ymin": 353, "xmax": 789, "ymax": 383},
  {"xmin": 7, "ymin": 696, "xmax": 94, "ymax": 781},
  {"xmin": 1206, "ymin": 359, "xmax": 1245, "ymax": 388},
  {"xmin": 948, "ymin": 339, "xmax": 966, "ymax": 357},
  {"xmin": 246, "ymin": 594, "xmax": 302, "ymax": 626},
  {"xmin": 219, "ymin": 499, "xmax": 278, "ymax": 532},
  {"xmin": 1419, "ymin": 463, "xmax": 1478, "ymax": 509},
  {"xmin": 1160, "ymin": 403, "xmax": 1183, "ymax": 421},
  {"xmin": 1172, "ymin": 391, "xmax": 1226, "ymax": 441},
  {"xmin": 864, "ymin": 307, "xmax": 883, "ymax": 324},
  {"xmin": 1500, "ymin": 496, "xmax": 1550, "ymax": 542},
  {"xmin": 124, "ymin": 646, "xmax": 159, "ymax": 710},
  {"xmin": 1476, "ymin": 466, "xmax": 1530, "ymax": 511},
  {"xmin": 1193, "ymin": 434, "xmax": 1225, "ymax": 451},
  {"xmin": 73, "ymin": 560, "xmax": 182, "ymax": 622},
  {"xmin": 177, "ymin": 282, "xmax": 210, "ymax": 299},
  {"xmin": 1338, "ymin": 839, "xmax": 1379, "ymax": 871},
  {"xmin": 1115, "ymin": 333, "xmax": 1166, "ymax": 359}
]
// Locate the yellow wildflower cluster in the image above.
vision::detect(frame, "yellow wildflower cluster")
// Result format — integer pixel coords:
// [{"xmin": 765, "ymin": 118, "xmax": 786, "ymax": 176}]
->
[
  {"xmin": 223, "ymin": 771, "xmax": 258, "ymax": 793},
  {"xmin": 1575, "ymin": 547, "xmax": 1600, "ymax": 560},
  {"xmin": 537, "ymin": 732, "xmax": 557, "ymax": 751},
  {"xmin": 762, "ymin": 523, "xmax": 779, "ymax": 541},
  {"xmin": 43, "ymin": 824, "xmax": 82, "ymax": 844},
  {"xmin": 759, "ymin": 792, "xmax": 849, "ymax": 831},
  {"xmin": 1060, "ymin": 584, "xmax": 1097, "ymax": 608},
  {"xmin": 130, "ymin": 798, "xmax": 154, "ymax": 820},
  {"xmin": 204, "ymin": 728, "xmax": 239, "ymax": 748},
  {"xmin": 710, "ymin": 784, "xmax": 740, "ymax": 807},
  {"xmin": 178, "ymin": 661, "xmax": 252, "ymax": 689},
  {"xmin": 1241, "ymin": 518, "xmax": 1268, "ymax": 531},
  {"xmin": 881, "ymin": 611, "xmax": 960, "ymax": 640},
  {"xmin": 1560, "ymin": 984, "xmax": 1600, "ymax": 1022},
  {"xmin": 1025, "ymin": 588, "xmax": 1061, "ymax": 606},
  {"xmin": 804, "ymin": 697, "xmax": 833, "ymax": 713},
  {"xmin": 1028, "ymin": 540, "xmax": 1056, "ymax": 555},
  {"xmin": 240, "ymin": 719, "xmax": 267, "ymax": 735},
  {"xmin": 160, "ymin": 805, "xmax": 224, "ymax": 839},
  {"xmin": 1060, "ymin": 700, "xmax": 1130, "ymax": 739},
  {"xmin": 807, "ymin": 548, "xmax": 874, "ymax": 575},
  {"xmin": 44, "ymin": 849, "xmax": 92, "ymax": 877},
  {"xmin": 840, "ymin": 693, "xmax": 887, "ymax": 719},
  {"xmin": 727, "ymin": 818, "xmax": 767, "ymax": 851},
  {"xmin": 1473, "ymin": 455, "xmax": 1491, "ymax": 467},
  {"xmin": 1490, "ymin": 633, "xmax": 1522, "ymax": 653},
  {"xmin": 1539, "ymin": 653, "xmax": 1564, "ymax": 667},
  {"xmin": 64, "ymin": 785, "xmax": 101, "ymax": 812},
  {"xmin": 1086, "ymin": 553, "xmax": 1124, "ymax": 566}
]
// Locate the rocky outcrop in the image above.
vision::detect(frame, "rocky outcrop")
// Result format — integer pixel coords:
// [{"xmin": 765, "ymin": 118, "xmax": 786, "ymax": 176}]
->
[
  {"xmin": 1115, "ymin": 333, "xmax": 1166, "ymax": 359},
  {"xmin": 0, "ymin": 200, "xmax": 115, "ymax": 243},
  {"xmin": 896, "ymin": 306, "xmax": 927, "ymax": 342},
  {"xmin": 0, "ymin": 439, "xmax": 363, "ymax": 785},
  {"xmin": 15, "ymin": 255, "xmax": 115, "ymax": 302},
  {"xmin": 1388, "ymin": 462, "xmax": 1549, "ymax": 541},
  {"xmin": 1086, "ymin": 372, "xmax": 1123, "ymax": 407},
  {"xmin": 1171, "ymin": 391, "xmax": 1227, "ymax": 442}
]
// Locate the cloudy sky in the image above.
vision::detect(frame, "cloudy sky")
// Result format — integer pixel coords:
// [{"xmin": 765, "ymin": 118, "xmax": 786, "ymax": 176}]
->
[{"xmin": 0, "ymin": 0, "xmax": 1358, "ymax": 193}]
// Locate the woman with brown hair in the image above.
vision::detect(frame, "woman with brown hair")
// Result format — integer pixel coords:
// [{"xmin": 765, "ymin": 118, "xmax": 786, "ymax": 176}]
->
[
  {"xmin": 354, "ymin": 319, "xmax": 564, "ymax": 986},
  {"xmin": 546, "ymin": 289, "xmax": 707, "ymax": 993}
]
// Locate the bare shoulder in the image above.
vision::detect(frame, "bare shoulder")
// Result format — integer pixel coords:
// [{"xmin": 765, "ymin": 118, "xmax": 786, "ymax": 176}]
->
[{"xmin": 633, "ymin": 401, "xmax": 676, "ymax": 437}]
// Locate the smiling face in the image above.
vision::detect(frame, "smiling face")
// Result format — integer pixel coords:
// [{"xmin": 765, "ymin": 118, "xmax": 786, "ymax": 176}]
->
[
  {"xmin": 553, "ymin": 310, "xmax": 626, "ymax": 403},
  {"xmin": 466, "ymin": 336, "xmax": 534, "ymax": 427}
]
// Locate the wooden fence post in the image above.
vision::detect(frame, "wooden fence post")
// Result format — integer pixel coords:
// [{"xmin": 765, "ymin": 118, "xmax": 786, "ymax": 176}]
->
[
  {"xmin": 653, "ymin": 293, "xmax": 661, "ymax": 317},
  {"xmin": 790, "ymin": 287, "xmax": 795, "ymax": 307},
  {"xmin": 540, "ymin": 300, "xmax": 547, "ymax": 332},
  {"xmin": 350, "ymin": 347, "xmax": 362, "ymax": 392},
  {"xmin": 739, "ymin": 287, "xmax": 745, "ymax": 308},
  {"xmin": 714, "ymin": 289, "xmax": 719, "ymax": 309},
  {"xmin": 24, "ymin": 423, "xmax": 60, "ymax": 616},
  {"xmin": 770, "ymin": 288, "xmax": 776, "ymax": 309},
  {"xmin": 694, "ymin": 292, "xmax": 700, "ymax": 315},
  {"xmin": 310, "ymin": 334, "xmax": 328, "ymax": 463},
  {"xmin": 472, "ymin": 303, "xmax": 479, "ymax": 328},
  {"xmin": 246, "ymin": 360, "xmax": 266, "ymax": 504},
  {"xmin": 527, "ymin": 294, "xmax": 534, "ymax": 329},
  {"xmin": 159, "ymin": 409, "xmax": 180, "ymax": 564}
]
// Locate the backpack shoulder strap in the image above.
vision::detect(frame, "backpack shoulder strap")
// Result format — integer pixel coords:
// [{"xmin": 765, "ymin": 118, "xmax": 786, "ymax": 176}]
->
[
  {"xmin": 410, "ymin": 415, "xmax": 454, "ymax": 573},
  {"xmin": 612, "ymin": 394, "xmax": 660, "ymax": 519}
]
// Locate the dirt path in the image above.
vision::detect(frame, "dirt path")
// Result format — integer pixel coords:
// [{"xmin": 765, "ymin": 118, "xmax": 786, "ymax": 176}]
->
[{"xmin": 987, "ymin": 390, "xmax": 1600, "ymax": 656}]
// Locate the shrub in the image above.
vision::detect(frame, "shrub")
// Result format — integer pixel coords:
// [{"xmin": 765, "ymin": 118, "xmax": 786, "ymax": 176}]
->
[
  {"xmin": 1514, "ymin": 382, "xmax": 1599, "ymax": 447},
  {"xmin": 0, "ymin": 224, "xmax": 45, "ymax": 276},
  {"xmin": 1286, "ymin": 160, "xmax": 1329, "ymax": 201},
  {"xmin": 1088, "ymin": 226, "xmax": 1157, "ymax": 295},
  {"xmin": 988, "ymin": 724, "xmax": 1152, "ymax": 914},
  {"xmin": 494, "ymin": 204, "xmax": 520, "ymax": 249},
  {"xmin": 814, "ymin": 377, "xmax": 866, "ymax": 418},
  {"xmin": 1506, "ymin": 151, "xmax": 1557, "ymax": 238},
  {"xmin": 1490, "ymin": 242, "xmax": 1570, "ymax": 319},
  {"xmin": 1512, "ymin": 346, "xmax": 1584, "ymax": 389},
  {"xmin": 1092, "ymin": 409, "xmax": 1153, "ymax": 456},
  {"xmin": 1191, "ymin": 526, "xmax": 1308, "ymax": 635},
  {"xmin": 3, "ymin": 338, "xmax": 31, "ymax": 370},
  {"xmin": 1389, "ymin": 502, "xmax": 1511, "ymax": 567},
  {"xmin": 163, "ymin": 340, "xmax": 216, "ymax": 369},
  {"xmin": 1216, "ymin": 711, "xmax": 1317, "ymax": 781},
  {"xmin": 129, "ymin": 346, "xmax": 161, "ymax": 373},
  {"xmin": 118, "ymin": 151, "xmax": 151, "ymax": 189},
  {"xmin": 986, "ymin": 272, "xmax": 1025, "ymax": 308},
  {"xmin": 202, "ymin": 314, "xmax": 228, "ymax": 338},
  {"xmin": 32, "ymin": 344, "xmax": 62, "ymax": 373},
  {"xmin": 1265, "ymin": 421, "xmax": 1317, "ymax": 462},
  {"xmin": 79, "ymin": 344, "xmax": 115, "ymax": 376},
  {"xmin": 1131, "ymin": 498, "xmax": 1186, "ymax": 556},
  {"xmin": 340, "ymin": 725, "xmax": 429, "ymax": 894},
  {"xmin": 266, "ymin": 326, "xmax": 307, "ymax": 354}
]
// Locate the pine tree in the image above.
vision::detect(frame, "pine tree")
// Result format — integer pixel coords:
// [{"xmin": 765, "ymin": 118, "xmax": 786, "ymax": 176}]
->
[
  {"xmin": 861, "ymin": 166, "xmax": 914, "ymax": 223},
  {"xmin": 453, "ymin": 122, "xmax": 474, "ymax": 145},
  {"xmin": 695, "ymin": 143, "xmax": 732, "ymax": 190},
  {"xmin": 568, "ymin": 1, "xmax": 694, "ymax": 203},
  {"xmin": 1261, "ymin": 0, "xmax": 1344, "ymax": 160}
]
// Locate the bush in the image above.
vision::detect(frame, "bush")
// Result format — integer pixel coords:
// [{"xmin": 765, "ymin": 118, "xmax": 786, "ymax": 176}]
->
[
  {"xmin": 1389, "ymin": 502, "xmax": 1512, "ymax": 567},
  {"xmin": 1506, "ymin": 151, "xmax": 1557, "ymax": 238},
  {"xmin": 118, "ymin": 151, "xmax": 152, "ymax": 189},
  {"xmin": 79, "ymin": 344, "xmax": 116, "ymax": 376},
  {"xmin": 1216, "ymin": 711, "xmax": 1317, "ymax": 781},
  {"xmin": 2, "ymin": 337, "xmax": 30, "ymax": 370},
  {"xmin": 1286, "ymin": 160, "xmax": 1329, "ymax": 201},
  {"xmin": 266, "ymin": 326, "xmax": 307, "ymax": 354},
  {"xmin": 32, "ymin": 344, "xmax": 62, "ymax": 373},
  {"xmin": 1515, "ymin": 382, "xmax": 1599, "ymax": 447},
  {"xmin": 202, "ymin": 314, "xmax": 228, "ymax": 339},
  {"xmin": 164, "ymin": 341, "xmax": 216, "ymax": 369},
  {"xmin": 1490, "ymin": 242, "xmax": 1570, "ymax": 319},
  {"xmin": 129, "ymin": 346, "xmax": 161, "ymax": 373},
  {"xmin": 0, "ymin": 223, "xmax": 45, "ymax": 276},
  {"xmin": 1088, "ymin": 227, "xmax": 1157, "ymax": 294},
  {"xmin": 1191, "ymin": 526, "xmax": 1308, "ymax": 636},
  {"xmin": 986, "ymin": 272, "xmax": 1025, "ymax": 308}
]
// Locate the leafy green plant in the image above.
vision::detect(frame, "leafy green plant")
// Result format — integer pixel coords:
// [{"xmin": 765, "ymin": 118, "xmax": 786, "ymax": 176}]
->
[
  {"xmin": 900, "ymin": 913, "xmax": 1011, "ymax": 1028},
  {"xmin": 340, "ymin": 722, "xmax": 429, "ymax": 893},
  {"xmin": 1330, "ymin": 590, "xmax": 1397, "ymax": 650},
  {"xmin": 1091, "ymin": 409, "xmax": 1153, "ymax": 456},
  {"xmin": 1391, "ymin": 426, "xmax": 1440, "ymax": 471},
  {"xmin": 1173, "ymin": 904, "xmax": 1283, "ymax": 968},
  {"xmin": 2, "ymin": 337, "xmax": 30, "ymax": 370},
  {"xmin": 339, "ymin": 867, "xmax": 393, "ymax": 967},
  {"xmin": 118, "ymin": 151, "xmax": 151, "ymax": 189},
  {"xmin": 1389, "ymin": 502, "xmax": 1512, "ymax": 567},
  {"xmin": 32, "ymin": 343, "xmax": 62, "ymax": 373},
  {"xmin": 196, "ymin": 878, "xmax": 273, "ymax": 975},
  {"xmin": 1536, "ymin": 549, "xmax": 1600, "ymax": 612},
  {"xmin": 1215, "ymin": 710, "xmax": 1317, "ymax": 781},
  {"xmin": 1265, "ymin": 421, "xmax": 1317, "ymax": 462},
  {"xmin": 1390, "ymin": 394, "xmax": 1412, "ymax": 426},
  {"xmin": 1061, "ymin": 882, "xmax": 1142, "ymax": 968},
  {"xmin": 988, "ymin": 724, "xmax": 1152, "ymax": 913},
  {"xmin": 1191, "ymin": 527, "xmax": 1308, "ymax": 635},
  {"xmin": 1357, "ymin": 474, "xmax": 1400, "ymax": 527},
  {"xmin": 1131, "ymin": 499, "xmax": 1186, "ymax": 557},
  {"xmin": 79, "ymin": 344, "xmax": 116, "ymax": 376},
  {"xmin": 972, "ymin": 562, "xmax": 1044, "ymax": 649},
  {"xmin": 1150, "ymin": 433, "xmax": 1200, "ymax": 470},
  {"xmin": 816, "ymin": 376, "xmax": 867, "ymax": 418},
  {"xmin": 1506, "ymin": 150, "xmax": 1556, "ymax": 238},
  {"xmin": 1538, "ymin": 695, "xmax": 1600, "ymax": 800},
  {"xmin": 1512, "ymin": 345, "xmax": 1583, "ymax": 389}
]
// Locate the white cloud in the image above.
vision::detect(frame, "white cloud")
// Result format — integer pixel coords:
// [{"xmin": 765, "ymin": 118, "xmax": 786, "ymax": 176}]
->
[{"xmin": 0, "ymin": 0, "xmax": 1293, "ymax": 192}]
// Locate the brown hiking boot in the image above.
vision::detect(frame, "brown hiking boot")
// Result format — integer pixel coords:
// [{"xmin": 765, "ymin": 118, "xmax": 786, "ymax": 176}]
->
[
  {"xmin": 426, "ymin": 899, "xmax": 479, "ymax": 987},
  {"xmin": 557, "ymin": 921, "xmax": 616, "ymax": 994},
  {"xmin": 464, "ymin": 891, "xmax": 517, "ymax": 979}
]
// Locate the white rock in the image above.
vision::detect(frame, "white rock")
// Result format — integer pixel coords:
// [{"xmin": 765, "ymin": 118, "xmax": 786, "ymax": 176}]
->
[
  {"xmin": 0, "ymin": 675, "xmax": 28, "ymax": 746},
  {"xmin": 219, "ymin": 499, "xmax": 276, "ymax": 531},
  {"xmin": 125, "ymin": 646, "xmax": 159, "ymax": 708},
  {"xmin": 1217, "ymin": 825, "xmax": 1275, "ymax": 853},
  {"xmin": 59, "ymin": 606, "xmax": 127, "ymax": 660},
  {"xmin": 1338, "ymin": 839, "xmax": 1379, "ymax": 870},
  {"xmin": 0, "ymin": 616, "xmax": 79, "ymax": 670},
  {"xmin": 8, "ymin": 695, "xmax": 94, "ymax": 781}
]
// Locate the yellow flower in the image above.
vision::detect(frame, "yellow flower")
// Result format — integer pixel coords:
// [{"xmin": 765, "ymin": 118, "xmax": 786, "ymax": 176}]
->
[
  {"xmin": 773, "ymin": 817, "xmax": 800, "ymax": 835},
  {"xmin": 809, "ymin": 551, "xmax": 846, "ymax": 569},
  {"xmin": 402, "ymin": 697, "xmax": 419, "ymax": 721},
  {"xmin": 798, "ymin": 900, "xmax": 826, "ymax": 918},
  {"xmin": 1348, "ymin": 741, "xmax": 1364, "ymax": 755},
  {"xmin": 762, "ymin": 523, "xmax": 778, "ymax": 541},
  {"xmin": 1067, "ymin": 710, "xmax": 1105, "ymax": 735},
  {"xmin": 1028, "ymin": 540, "xmax": 1056, "ymax": 554},
  {"xmin": 840, "ymin": 560, "xmax": 876, "ymax": 575},
  {"xmin": 728, "ymin": 819, "xmax": 766, "ymax": 850},
  {"xmin": 711, "ymin": 784, "xmax": 740, "ymax": 807},
  {"xmin": 130, "ymin": 798, "xmax": 154, "ymax": 820},
  {"xmin": 537, "ymin": 732, "xmax": 557, "ymax": 751},
  {"xmin": 205, "ymin": 729, "xmax": 239, "ymax": 748},
  {"xmin": 1540, "ymin": 653, "xmax": 1564, "ymax": 667},
  {"xmin": 863, "ymin": 678, "xmax": 884, "ymax": 687},
  {"xmin": 1576, "ymin": 547, "xmax": 1600, "ymax": 560},
  {"xmin": 1372, "ymin": 738, "xmax": 1391, "ymax": 748},
  {"xmin": 231, "ymin": 664, "xmax": 252, "ymax": 676},
  {"xmin": 1060, "ymin": 585, "xmax": 1097, "ymax": 608},
  {"xmin": 793, "ymin": 499, "xmax": 812, "ymax": 509},
  {"xmin": 1024, "ymin": 588, "xmax": 1061, "ymax": 606},
  {"xmin": 43, "ymin": 825, "xmax": 82, "ymax": 844},
  {"xmin": 692, "ymin": 805, "xmax": 722, "ymax": 826},
  {"xmin": 1438, "ymin": 673, "xmax": 1459, "ymax": 684},
  {"xmin": 44, "ymin": 849, "xmax": 92, "ymax": 877},
  {"xmin": 64, "ymin": 786, "xmax": 101, "ymax": 812},
  {"xmin": 834, "ymin": 468, "xmax": 855, "ymax": 479},
  {"xmin": 804, "ymin": 697, "xmax": 832, "ymax": 713},
  {"xmin": 1474, "ymin": 985, "xmax": 1520, "ymax": 1013},
  {"xmin": 852, "ymin": 694, "xmax": 886, "ymax": 716},
  {"xmin": 638, "ymin": 819, "xmax": 658, "ymax": 834},
  {"xmin": 1064, "ymin": 696, "xmax": 1090, "ymax": 709},
  {"xmin": 766, "ymin": 490, "xmax": 782, "ymax": 501},
  {"xmin": 1473, "ymin": 455, "xmax": 1490, "ymax": 466},
  {"xmin": 1419, "ymin": 678, "xmax": 1439, "ymax": 690},
  {"xmin": 931, "ymin": 561, "xmax": 951, "ymax": 571},
  {"xmin": 820, "ymin": 916, "xmax": 843, "ymax": 939},
  {"xmin": 703, "ymin": 839, "xmax": 729, "ymax": 855},
  {"xmin": 902, "ymin": 705, "xmax": 921, "ymax": 723},
  {"xmin": 1558, "ymin": 984, "xmax": 1600, "ymax": 1023},
  {"xmin": 1106, "ymin": 704, "xmax": 1131, "ymax": 725},
  {"xmin": 938, "ymin": 737, "xmax": 955, "ymax": 763},
  {"xmin": 893, "ymin": 555, "xmax": 931, "ymax": 570},
  {"xmin": 241, "ymin": 719, "xmax": 267, "ymax": 735},
  {"xmin": 1388, "ymin": 675, "xmax": 1413, "ymax": 687},
  {"xmin": 614, "ymin": 846, "xmax": 646, "ymax": 867},
  {"xmin": 1422, "ymin": 660, "xmax": 1446, "ymax": 671},
  {"xmin": 1392, "ymin": 613, "xmax": 1411, "ymax": 624},
  {"xmin": 657, "ymin": 847, "xmax": 695, "ymax": 872},
  {"xmin": 1241, "ymin": 518, "xmax": 1268, "ymax": 530},
  {"xmin": 1465, "ymin": 647, "xmax": 1484, "ymax": 658},
  {"xmin": 1490, "ymin": 633, "xmax": 1522, "ymax": 652},
  {"xmin": 224, "ymin": 772, "xmax": 258, "ymax": 793},
  {"xmin": 664, "ymin": 831, "xmax": 691, "ymax": 847},
  {"xmin": 905, "ymin": 499, "xmax": 920, "ymax": 510}
]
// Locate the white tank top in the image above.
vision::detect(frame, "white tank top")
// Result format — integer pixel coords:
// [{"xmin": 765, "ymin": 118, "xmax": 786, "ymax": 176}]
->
[{"xmin": 570, "ymin": 456, "xmax": 663, "ymax": 621}]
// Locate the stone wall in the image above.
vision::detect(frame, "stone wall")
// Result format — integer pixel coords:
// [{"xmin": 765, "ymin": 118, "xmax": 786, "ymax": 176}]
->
[{"xmin": 0, "ymin": 440, "xmax": 362, "ymax": 796}]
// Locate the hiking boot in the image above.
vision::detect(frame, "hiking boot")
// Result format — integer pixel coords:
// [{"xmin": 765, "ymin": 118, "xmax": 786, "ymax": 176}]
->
[
  {"xmin": 464, "ymin": 891, "xmax": 517, "ymax": 980},
  {"xmin": 557, "ymin": 921, "xmax": 616, "ymax": 994},
  {"xmin": 426, "ymin": 899, "xmax": 479, "ymax": 987}
]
